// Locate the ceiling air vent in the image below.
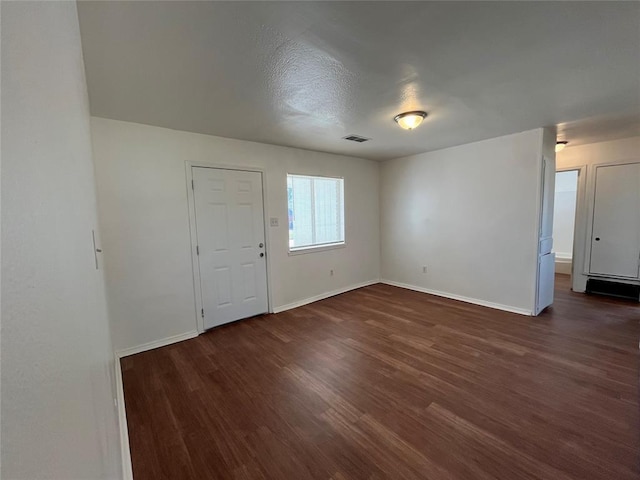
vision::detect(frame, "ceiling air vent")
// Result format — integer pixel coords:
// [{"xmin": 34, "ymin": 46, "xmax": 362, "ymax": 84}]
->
[{"xmin": 343, "ymin": 134, "xmax": 370, "ymax": 143}]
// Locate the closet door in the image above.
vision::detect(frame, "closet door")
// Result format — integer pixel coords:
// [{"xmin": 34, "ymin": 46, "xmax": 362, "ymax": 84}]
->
[{"xmin": 589, "ymin": 163, "xmax": 640, "ymax": 278}]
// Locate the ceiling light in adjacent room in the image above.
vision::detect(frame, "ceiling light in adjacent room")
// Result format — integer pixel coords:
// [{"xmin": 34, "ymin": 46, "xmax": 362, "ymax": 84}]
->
[
  {"xmin": 394, "ymin": 111, "xmax": 427, "ymax": 130},
  {"xmin": 555, "ymin": 141, "xmax": 569, "ymax": 152}
]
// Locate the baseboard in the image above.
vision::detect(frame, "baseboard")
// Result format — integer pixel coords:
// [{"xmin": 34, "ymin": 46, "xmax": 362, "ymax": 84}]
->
[
  {"xmin": 555, "ymin": 256, "xmax": 572, "ymax": 275},
  {"xmin": 114, "ymin": 333, "xmax": 202, "ymax": 476},
  {"xmin": 380, "ymin": 279, "xmax": 533, "ymax": 316},
  {"xmin": 273, "ymin": 279, "xmax": 380, "ymax": 313},
  {"xmin": 115, "ymin": 330, "xmax": 199, "ymax": 359},
  {"xmin": 114, "ymin": 357, "xmax": 133, "ymax": 480}
]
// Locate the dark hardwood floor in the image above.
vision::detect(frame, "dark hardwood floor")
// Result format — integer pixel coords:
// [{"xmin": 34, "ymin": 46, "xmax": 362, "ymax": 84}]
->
[{"xmin": 121, "ymin": 275, "xmax": 639, "ymax": 479}]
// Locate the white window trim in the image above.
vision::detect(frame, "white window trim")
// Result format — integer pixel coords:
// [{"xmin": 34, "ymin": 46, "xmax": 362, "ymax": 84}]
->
[
  {"xmin": 287, "ymin": 173, "xmax": 345, "ymax": 254},
  {"xmin": 288, "ymin": 241, "xmax": 346, "ymax": 256}
]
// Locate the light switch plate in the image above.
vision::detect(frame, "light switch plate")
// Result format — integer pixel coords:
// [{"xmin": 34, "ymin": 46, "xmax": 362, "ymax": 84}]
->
[{"xmin": 270, "ymin": 217, "xmax": 279, "ymax": 227}]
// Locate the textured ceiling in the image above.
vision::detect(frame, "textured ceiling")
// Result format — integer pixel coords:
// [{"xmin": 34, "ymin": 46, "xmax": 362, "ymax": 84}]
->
[{"xmin": 77, "ymin": 1, "xmax": 640, "ymax": 160}]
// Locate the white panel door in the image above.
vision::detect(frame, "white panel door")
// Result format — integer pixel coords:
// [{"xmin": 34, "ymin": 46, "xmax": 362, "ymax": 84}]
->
[
  {"xmin": 589, "ymin": 163, "xmax": 640, "ymax": 278},
  {"xmin": 535, "ymin": 155, "xmax": 556, "ymax": 314},
  {"xmin": 536, "ymin": 252, "xmax": 555, "ymax": 314},
  {"xmin": 193, "ymin": 167, "xmax": 268, "ymax": 329},
  {"xmin": 538, "ymin": 155, "xmax": 555, "ymax": 256}
]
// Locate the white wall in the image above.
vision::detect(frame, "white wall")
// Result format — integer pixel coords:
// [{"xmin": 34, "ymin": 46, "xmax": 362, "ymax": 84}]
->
[
  {"xmin": 380, "ymin": 129, "xmax": 546, "ymax": 314},
  {"xmin": 90, "ymin": 117, "xmax": 380, "ymax": 353},
  {"xmin": 1, "ymin": 2, "xmax": 121, "ymax": 479},
  {"xmin": 556, "ymin": 136, "xmax": 640, "ymax": 291},
  {"xmin": 553, "ymin": 171, "xmax": 578, "ymax": 259}
]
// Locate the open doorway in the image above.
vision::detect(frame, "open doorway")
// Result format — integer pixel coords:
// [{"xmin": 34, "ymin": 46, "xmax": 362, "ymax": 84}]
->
[{"xmin": 552, "ymin": 170, "xmax": 579, "ymax": 280}]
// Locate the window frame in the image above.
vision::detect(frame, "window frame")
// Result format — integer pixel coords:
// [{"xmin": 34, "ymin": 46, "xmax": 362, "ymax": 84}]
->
[{"xmin": 287, "ymin": 173, "xmax": 346, "ymax": 255}]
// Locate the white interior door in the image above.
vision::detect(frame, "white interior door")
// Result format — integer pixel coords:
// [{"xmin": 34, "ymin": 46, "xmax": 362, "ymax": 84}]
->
[
  {"xmin": 589, "ymin": 163, "xmax": 640, "ymax": 278},
  {"xmin": 535, "ymin": 155, "xmax": 556, "ymax": 315},
  {"xmin": 193, "ymin": 167, "xmax": 268, "ymax": 329}
]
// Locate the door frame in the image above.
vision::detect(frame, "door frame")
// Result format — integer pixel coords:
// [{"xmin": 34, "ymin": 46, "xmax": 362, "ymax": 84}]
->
[
  {"xmin": 185, "ymin": 161, "xmax": 273, "ymax": 334},
  {"xmin": 555, "ymin": 165, "xmax": 586, "ymax": 286}
]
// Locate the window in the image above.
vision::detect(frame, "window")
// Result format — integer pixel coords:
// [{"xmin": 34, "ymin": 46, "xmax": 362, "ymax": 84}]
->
[{"xmin": 287, "ymin": 174, "xmax": 345, "ymax": 251}]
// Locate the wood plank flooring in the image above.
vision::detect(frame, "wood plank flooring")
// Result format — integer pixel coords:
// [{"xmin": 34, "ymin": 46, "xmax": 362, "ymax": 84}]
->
[{"xmin": 121, "ymin": 275, "xmax": 639, "ymax": 479}]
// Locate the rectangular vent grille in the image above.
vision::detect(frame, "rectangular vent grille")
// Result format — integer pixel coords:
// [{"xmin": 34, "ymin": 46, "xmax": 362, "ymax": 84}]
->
[
  {"xmin": 343, "ymin": 134, "xmax": 370, "ymax": 143},
  {"xmin": 586, "ymin": 278, "xmax": 640, "ymax": 301}
]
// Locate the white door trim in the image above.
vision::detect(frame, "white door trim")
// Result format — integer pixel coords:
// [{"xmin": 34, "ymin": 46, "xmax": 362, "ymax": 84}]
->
[
  {"xmin": 185, "ymin": 161, "xmax": 273, "ymax": 334},
  {"xmin": 555, "ymin": 165, "xmax": 586, "ymax": 285}
]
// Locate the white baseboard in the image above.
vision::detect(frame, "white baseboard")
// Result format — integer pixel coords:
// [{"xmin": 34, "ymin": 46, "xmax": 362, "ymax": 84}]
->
[
  {"xmin": 113, "ymin": 330, "xmax": 198, "ymax": 478},
  {"xmin": 555, "ymin": 256, "xmax": 572, "ymax": 275},
  {"xmin": 115, "ymin": 330, "xmax": 199, "ymax": 359},
  {"xmin": 113, "ymin": 332, "xmax": 201, "ymax": 476},
  {"xmin": 114, "ymin": 357, "xmax": 133, "ymax": 480},
  {"xmin": 380, "ymin": 279, "xmax": 533, "ymax": 316},
  {"xmin": 273, "ymin": 279, "xmax": 380, "ymax": 313}
]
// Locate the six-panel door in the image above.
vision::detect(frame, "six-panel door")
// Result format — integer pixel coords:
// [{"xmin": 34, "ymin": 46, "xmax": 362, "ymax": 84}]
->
[{"xmin": 192, "ymin": 167, "xmax": 268, "ymax": 329}]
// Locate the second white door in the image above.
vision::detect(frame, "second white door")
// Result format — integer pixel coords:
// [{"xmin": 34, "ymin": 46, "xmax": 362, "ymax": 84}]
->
[
  {"xmin": 193, "ymin": 167, "xmax": 268, "ymax": 329},
  {"xmin": 589, "ymin": 163, "xmax": 640, "ymax": 279}
]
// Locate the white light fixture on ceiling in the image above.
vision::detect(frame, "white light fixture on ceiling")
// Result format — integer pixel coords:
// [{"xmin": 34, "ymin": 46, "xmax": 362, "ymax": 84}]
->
[
  {"xmin": 394, "ymin": 111, "xmax": 427, "ymax": 130},
  {"xmin": 555, "ymin": 141, "xmax": 569, "ymax": 152}
]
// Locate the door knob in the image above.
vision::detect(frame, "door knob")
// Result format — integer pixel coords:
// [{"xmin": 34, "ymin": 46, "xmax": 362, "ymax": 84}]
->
[
  {"xmin": 259, "ymin": 243, "xmax": 264, "ymax": 248},
  {"xmin": 259, "ymin": 253, "xmax": 264, "ymax": 257}
]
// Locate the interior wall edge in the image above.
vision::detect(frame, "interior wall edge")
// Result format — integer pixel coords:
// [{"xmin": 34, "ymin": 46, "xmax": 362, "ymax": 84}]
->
[
  {"xmin": 114, "ymin": 357, "xmax": 134, "ymax": 480},
  {"xmin": 1, "ymin": 2, "xmax": 122, "ymax": 477}
]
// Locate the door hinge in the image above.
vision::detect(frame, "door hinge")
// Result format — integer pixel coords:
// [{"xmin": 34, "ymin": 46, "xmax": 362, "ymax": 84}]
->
[
  {"xmin": 191, "ymin": 179, "xmax": 195, "ymax": 190},
  {"xmin": 196, "ymin": 245, "xmax": 199, "ymax": 255},
  {"xmin": 201, "ymin": 308, "xmax": 204, "ymax": 318}
]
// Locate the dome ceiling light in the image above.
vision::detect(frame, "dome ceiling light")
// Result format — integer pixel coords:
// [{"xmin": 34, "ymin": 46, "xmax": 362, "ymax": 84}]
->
[
  {"xmin": 394, "ymin": 111, "xmax": 427, "ymax": 130},
  {"xmin": 555, "ymin": 141, "xmax": 569, "ymax": 152}
]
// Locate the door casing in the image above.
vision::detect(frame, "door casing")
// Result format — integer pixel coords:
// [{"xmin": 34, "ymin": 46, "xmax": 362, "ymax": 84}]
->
[
  {"xmin": 555, "ymin": 165, "xmax": 585, "ymax": 286},
  {"xmin": 186, "ymin": 161, "xmax": 273, "ymax": 334}
]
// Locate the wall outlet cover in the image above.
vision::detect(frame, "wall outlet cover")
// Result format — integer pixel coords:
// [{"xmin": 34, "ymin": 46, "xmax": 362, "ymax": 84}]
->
[{"xmin": 270, "ymin": 217, "xmax": 279, "ymax": 227}]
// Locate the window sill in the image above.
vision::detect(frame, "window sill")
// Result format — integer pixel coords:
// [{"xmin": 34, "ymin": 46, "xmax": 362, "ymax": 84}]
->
[{"xmin": 288, "ymin": 242, "xmax": 346, "ymax": 256}]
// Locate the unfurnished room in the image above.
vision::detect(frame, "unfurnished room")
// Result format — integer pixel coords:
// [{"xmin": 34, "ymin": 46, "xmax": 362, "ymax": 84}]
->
[{"xmin": 2, "ymin": 1, "xmax": 639, "ymax": 479}]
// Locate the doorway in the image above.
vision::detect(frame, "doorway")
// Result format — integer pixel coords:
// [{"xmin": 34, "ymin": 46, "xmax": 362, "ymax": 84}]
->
[
  {"xmin": 552, "ymin": 170, "xmax": 579, "ymax": 278},
  {"xmin": 191, "ymin": 166, "xmax": 269, "ymax": 330}
]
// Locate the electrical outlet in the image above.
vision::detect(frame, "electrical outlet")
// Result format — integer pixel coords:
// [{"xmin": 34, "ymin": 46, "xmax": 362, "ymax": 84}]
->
[
  {"xmin": 330, "ymin": 269, "xmax": 334, "ymax": 276},
  {"xmin": 422, "ymin": 266, "xmax": 428, "ymax": 273},
  {"xmin": 269, "ymin": 217, "xmax": 279, "ymax": 227}
]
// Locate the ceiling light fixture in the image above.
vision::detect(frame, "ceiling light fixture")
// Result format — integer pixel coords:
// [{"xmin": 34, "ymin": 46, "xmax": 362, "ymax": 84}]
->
[
  {"xmin": 555, "ymin": 141, "xmax": 569, "ymax": 152},
  {"xmin": 394, "ymin": 111, "xmax": 427, "ymax": 130}
]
